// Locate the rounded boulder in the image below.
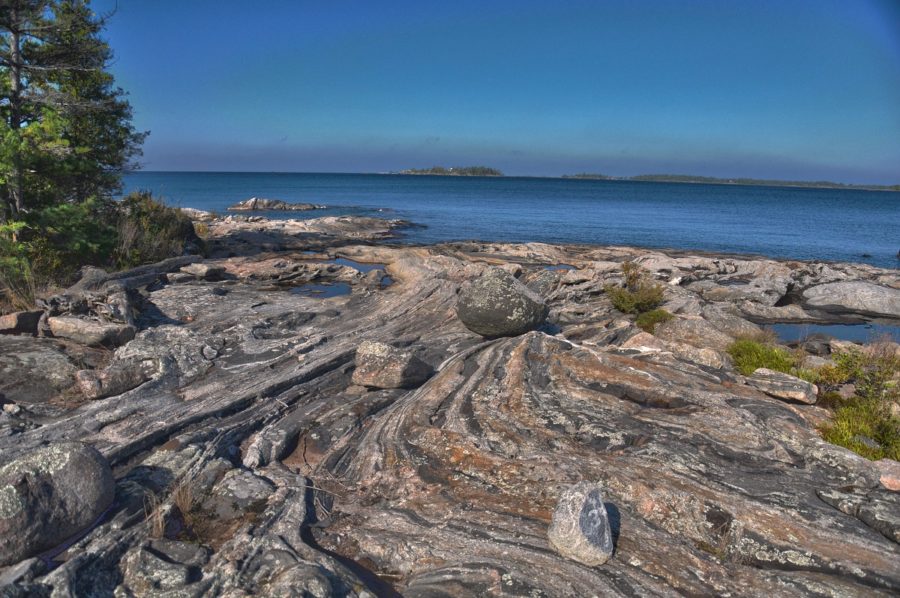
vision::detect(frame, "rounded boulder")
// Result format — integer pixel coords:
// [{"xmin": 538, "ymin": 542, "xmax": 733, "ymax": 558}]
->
[
  {"xmin": 456, "ymin": 267, "xmax": 549, "ymax": 337},
  {"xmin": 0, "ymin": 442, "xmax": 115, "ymax": 565}
]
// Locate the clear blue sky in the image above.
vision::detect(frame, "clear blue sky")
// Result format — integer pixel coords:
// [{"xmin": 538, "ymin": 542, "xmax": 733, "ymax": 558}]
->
[{"xmin": 93, "ymin": 0, "xmax": 900, "ymax": 183}]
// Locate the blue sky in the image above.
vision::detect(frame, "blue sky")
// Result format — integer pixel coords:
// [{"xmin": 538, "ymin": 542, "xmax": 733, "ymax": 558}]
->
[{"xmin": 93, "ymin": 0, "xmax": 900, "ymax": 183}]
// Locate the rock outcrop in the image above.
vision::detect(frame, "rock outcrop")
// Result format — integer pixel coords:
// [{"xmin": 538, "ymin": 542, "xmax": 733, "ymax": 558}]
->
[
  {"xmin": 1, "ymin": 215, "xmax": 899, "ymax": 596},
  {"xmin": 227, "ymin": 197, "xmax": 325, "ymax": 211},
  {"xmin": 803, "ymin": 281, "xmax": 900, "ymax": 319}
]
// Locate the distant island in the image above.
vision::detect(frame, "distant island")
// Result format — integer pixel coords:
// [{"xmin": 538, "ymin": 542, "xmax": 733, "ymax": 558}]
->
[
  {"xmin": 398, "ymin": 166, "xmax": 504, "ymax": 176},
  {"xmin": 561, "ymin": 173, "xmax": 900, "ymax": 191}
]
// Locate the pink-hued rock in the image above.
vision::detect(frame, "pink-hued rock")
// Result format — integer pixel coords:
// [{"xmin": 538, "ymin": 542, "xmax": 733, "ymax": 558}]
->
[{"xmin": 875, "ymin": 459, "xmax": 900, "ymax": 492}]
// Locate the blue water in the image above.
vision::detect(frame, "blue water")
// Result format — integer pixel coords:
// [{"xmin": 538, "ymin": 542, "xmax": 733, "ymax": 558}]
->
[
  {"xmin": 772, "ymin": 322, "xmax": 900, "ymax": 343},
  {"xmin": 122, "ymin": 172, "xmax": 900, "ymax": 268}
]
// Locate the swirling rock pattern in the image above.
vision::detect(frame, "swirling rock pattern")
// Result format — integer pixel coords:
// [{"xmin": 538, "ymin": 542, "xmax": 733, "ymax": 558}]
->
[{"xmin": 0, "ymin": 216, "xmax": 898, "ymax": 596}]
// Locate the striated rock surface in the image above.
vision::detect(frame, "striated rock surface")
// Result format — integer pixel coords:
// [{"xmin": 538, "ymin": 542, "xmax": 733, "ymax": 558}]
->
[
  {"xmin": 1, "ymin": 215, "xmax": 899, "ymax": 596},
  {"xmin": 456, "ymin": 266, "xmax": 549, "ymax": 337},
  {"xmin": 0, "ymin": 442, "xmax": 115, "ymax": 565}
]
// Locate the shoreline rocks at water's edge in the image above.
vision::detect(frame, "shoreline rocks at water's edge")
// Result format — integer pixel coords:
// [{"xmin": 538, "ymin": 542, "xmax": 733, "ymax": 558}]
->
[
  {"xmin": 227, "ymin": 197, "xmax": 326, "ymax": 211},
  {"xmin": 0, "ymin": 213, "xmax": 899, "ymax": 596}
]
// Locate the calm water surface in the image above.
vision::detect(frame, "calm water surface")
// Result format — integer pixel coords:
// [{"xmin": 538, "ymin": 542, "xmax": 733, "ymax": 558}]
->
[{"xmin": 123, "ymin": 172, "xmax": 899, "ymax": 268}]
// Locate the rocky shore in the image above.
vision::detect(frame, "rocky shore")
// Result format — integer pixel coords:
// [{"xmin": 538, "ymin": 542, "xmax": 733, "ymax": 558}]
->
[{"xmin": 1, "ymin": 212, "xmax": 899, "ymax": 596}]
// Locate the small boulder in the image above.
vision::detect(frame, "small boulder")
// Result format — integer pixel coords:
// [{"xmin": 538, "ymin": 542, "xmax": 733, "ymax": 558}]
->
[
  {"xmin": 456, "ymin": 267, "xmax": 549, "ymax": 337},
  {"xmin": 548, "ymin": 481, "xmax": 614, "ymax": 567},
  {"xmin": 0, "ymin": 442, "xmax": 115, "ymax": 566},
  {"xmin": 874, "ymin": 459, "xmax": 900, "ymax": 492},
  {"xmin": 75, "ymin": 359, "xmax": 157, "ymax": 400},
  {"xmin": 48, "ymin": 316, "xmax": 135, "ymax": 347},
  {"xmin": 179, "ymin": 263, "xmax": 225, "ymax": 281},
  {"xmin": 747, "ymin": 368, "xmax": 818, "ymax": 404},
  {"xmin": 0, "ymin": 310, "xmax": 43, "ymax": 335},
  {"xmin": 351, "ymin": 341, "xmax": 432, "ymax": 389}
]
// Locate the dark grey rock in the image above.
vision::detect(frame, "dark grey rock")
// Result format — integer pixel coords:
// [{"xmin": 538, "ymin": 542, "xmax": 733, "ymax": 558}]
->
[
  {"xmin": 547, "ymin": 481, "xmax": 614, "ymax": 566},
  {"xmin": 0, "ymin": 336, "xmax": 77, "ymax": 404},
  {"xmin": 351, "ymin": 341, "xmax": 432, "ymax": 389},
  {"xmin": 456, "ymin": 267, "xmax": 549, "ymax": 337},
  {"xmin": 0, "ymin": 442, "xmax": 115, "ymax": 565}
]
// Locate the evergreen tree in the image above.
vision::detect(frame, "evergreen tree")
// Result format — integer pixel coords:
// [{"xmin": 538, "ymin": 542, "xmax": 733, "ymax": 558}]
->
[{"xmin": 0, "ymin": 0, "xmax": 145, "ymax": 220}]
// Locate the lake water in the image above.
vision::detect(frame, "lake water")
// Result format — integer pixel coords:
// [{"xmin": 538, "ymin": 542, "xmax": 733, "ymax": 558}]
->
[{"xmin": 122, "ymin": 172, "xmax": 899, "ymax": 268}]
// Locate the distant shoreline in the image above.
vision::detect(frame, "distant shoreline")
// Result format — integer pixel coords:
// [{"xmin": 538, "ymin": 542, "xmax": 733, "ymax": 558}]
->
[{"xmin": 129, "ymin": 170, "xmax": 899, "ymax": 192}]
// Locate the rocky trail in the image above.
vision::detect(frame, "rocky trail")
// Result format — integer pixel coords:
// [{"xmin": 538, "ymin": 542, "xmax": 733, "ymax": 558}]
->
[{"xmin": 1, "ymin": 214, "xmax": 899, "ymax": 596}]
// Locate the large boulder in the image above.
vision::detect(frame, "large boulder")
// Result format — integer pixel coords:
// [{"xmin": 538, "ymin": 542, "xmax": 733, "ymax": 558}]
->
[
  {"xmin": 802, "ymin": 282, "xmax": 900, "ymax": 319},
  {"xmin": 351, "ymin": 341, "xmax": 432, "ymax": 389},
  {"xmin": 0, "ymin": 442, "xmax": 115, "ymax": 565},
  {"xmin": 48, "ymin": 316, "xmax": 135, "ymax": 347},
  {"xmin": 456, "ymin": 268, "xmax": 549, "ymax": 337},
  {"xmin": 547, "ymin": 481, "xmax": 614, "ymax": 566}
]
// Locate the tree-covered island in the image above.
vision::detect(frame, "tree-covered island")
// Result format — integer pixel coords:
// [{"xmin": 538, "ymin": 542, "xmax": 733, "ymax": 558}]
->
[{"xmin": 398, "ymin": 166, "xmax": 503, "ymax": 176}]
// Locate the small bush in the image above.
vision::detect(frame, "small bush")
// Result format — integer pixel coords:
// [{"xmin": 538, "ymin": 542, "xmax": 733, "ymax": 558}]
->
[
  {"xmin": 727, "ymin": 339, "xmax": 796, "ymax": 376},
  {"xmin": 817, "ymin": 342, "xmax": 900, "ymax": 460},
  {"xmin": 821, "ymin": 399, "xmax": 900, "ymax": 461},
  {"xmin": 114, "ymin": 191, "xmax": 199, "ymax": 268},
  {"xmin": 635, "ymin": 309, "xmax": 673, "ymax": 333},
  {"xmin": 605, "ymin": 261, "xmax": 665, "ymax": 315}
]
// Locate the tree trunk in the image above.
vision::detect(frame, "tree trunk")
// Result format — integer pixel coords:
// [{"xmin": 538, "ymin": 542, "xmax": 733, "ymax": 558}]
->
[{"xmin": 7, "ymin": 2, "xmax": 24, "ymax": 218}]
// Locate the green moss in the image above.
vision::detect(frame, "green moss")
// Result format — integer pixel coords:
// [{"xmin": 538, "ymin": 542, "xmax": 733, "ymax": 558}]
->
[
  {"xmin": 635, "ymin": 309, "xmax": 673, "ymax": 333},
  {"xmin": 726, "ymin": 339, "xmax": 796, "ymax": 376}
]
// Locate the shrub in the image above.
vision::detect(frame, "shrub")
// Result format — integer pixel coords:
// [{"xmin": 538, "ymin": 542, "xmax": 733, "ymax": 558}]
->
[
  {"xmin": 604, "ymin": 261, "xmax": 665, "ymax": 315},
  {"xmin": 0, "ymin": 221, "xmax": 36, "ymax": 311},
  {"xmin": 635, "ymin": 309, "xmax": 673, "ymax": 333},
  {"xmin": 817, "ymin": 342, "xmax": 900, "ymax": 460},
  {"xmin": 113, "ymin": 191, "xmax": 199, "ymax": 268},
  {"xmin": 727, "ymin": 339, "xmax": 796, "ymax": 376},
  {"xmin": 821, "ymin": 399, "xmax": 900, "ymax": 461}
]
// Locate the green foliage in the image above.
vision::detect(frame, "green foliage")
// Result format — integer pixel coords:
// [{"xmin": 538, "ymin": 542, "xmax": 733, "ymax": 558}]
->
[
  {"xmin": 726, "ymin": 339, "xmax": 796, "ymax": 376},
  {"xmin": 635, "ymin": 309, "xmax": 673, "ymax": 333},
  {"xmin": 0, "ymin": 220, "xmax": 35, "ymax": 310},
  {"xmin": 0, "ymin": 193, "xmax": 196, "ymax": 312},
  {"xmin": 113, "ymin": 191, "xmax": 198, "ymax": 268},
  {"xmin": 604, "ymin": 261, "xmax": 665, "ymax": 315},
  {"xmin": 1, "ymin": 0, "xmax": 146, "ymax": 217},
  {"xmin": 821, "ymin": 399, "xmax": 900, "ymax": 461},
  {"xmin": 816, "ymin": 343, "xmax": 900, "ymax": 460}
]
